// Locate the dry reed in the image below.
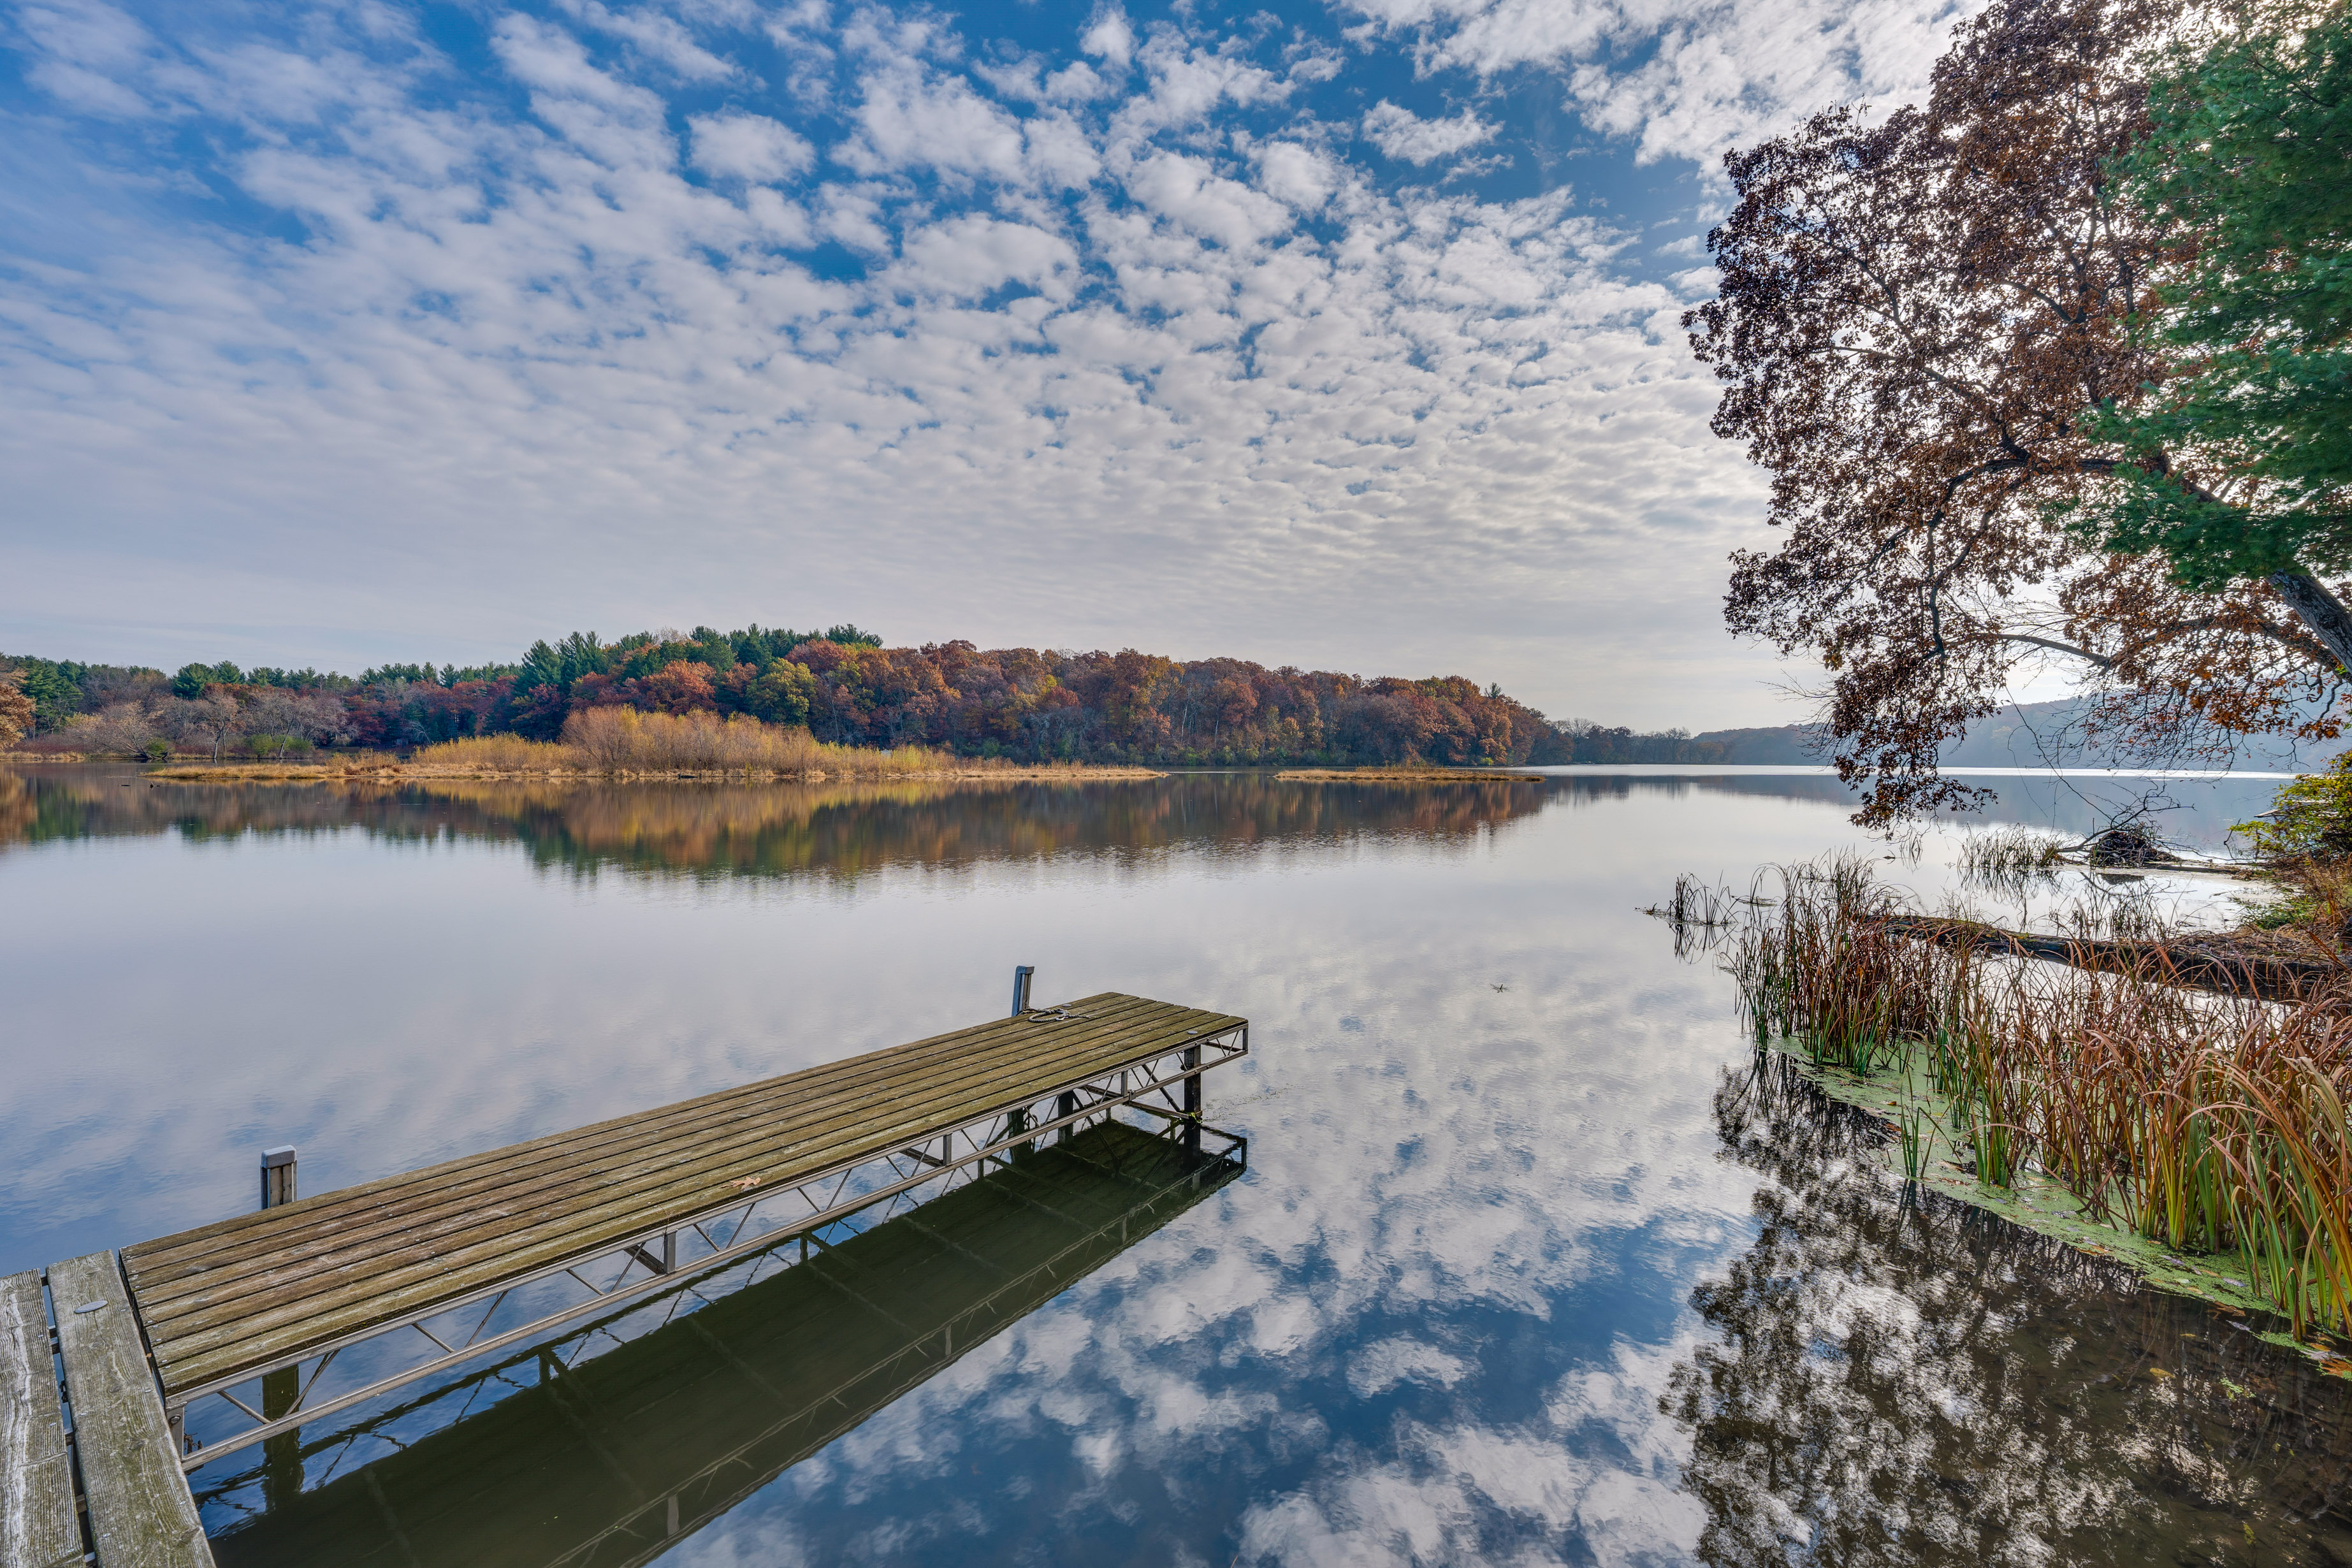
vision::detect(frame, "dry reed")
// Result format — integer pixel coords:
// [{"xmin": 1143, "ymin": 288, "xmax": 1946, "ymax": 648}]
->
[
  {"xmin": 405, "ymin": 708, "xmax": 1149, "ymax": 778},
  {"xmin": 1728, "ymin": 857, "xmax": 2352, "ymax": 1340}
]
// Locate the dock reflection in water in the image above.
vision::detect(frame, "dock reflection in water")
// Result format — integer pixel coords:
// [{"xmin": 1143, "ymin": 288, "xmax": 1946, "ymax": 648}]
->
[{"xmin": 205, "ymin": 1119, "xmax": 1244, "ymax": 1568}]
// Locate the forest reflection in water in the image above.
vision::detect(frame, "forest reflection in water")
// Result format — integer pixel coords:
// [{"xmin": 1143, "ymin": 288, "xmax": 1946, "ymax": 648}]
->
[
  {"xmin": 1, "ymin": 767, "xmax": 1555, "ymax": 878},
  {"xmin": 0, "ymin": 763, "xmax": 2284, "ymax": 879},
  {"xmin": 1680, "ymin": 1053, "xmax": 2352, "ymax": 1565}
]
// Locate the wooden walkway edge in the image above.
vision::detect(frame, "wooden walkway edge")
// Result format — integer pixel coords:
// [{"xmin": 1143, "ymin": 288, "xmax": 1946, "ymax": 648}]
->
[
  {"xmin": 2, "ymin": 1270, "xmax": 83, "ymax": 1568},
  {"xmin": 47, "ymin": 1253, "xmax": 213, "ymax": 1567}
]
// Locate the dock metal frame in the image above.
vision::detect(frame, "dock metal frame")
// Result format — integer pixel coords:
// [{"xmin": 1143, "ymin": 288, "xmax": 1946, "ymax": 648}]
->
[{"xmin": 166, "ymin": 1020, "xmax": 1247, "ymax": 1474}]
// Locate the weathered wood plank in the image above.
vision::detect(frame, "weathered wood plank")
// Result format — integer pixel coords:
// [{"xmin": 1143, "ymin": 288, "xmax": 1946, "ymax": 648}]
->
[
  {"xmin": 124, "ymin": 994, "xmax": 1241, "ymax": 1398},
  {"xmin": 142, "ymin": 1004, "xmax": 1237, "ymax": 1390},
  {"xmin": 127, "ymin": 993, "xmax": 1173, "ymax": 1295},
  {"xmin": 48, "ymin": 1252, "xmax": 210, "ymax": 1568},
  {"xmin": 134, "ymin": 998, "xmax": 1200, "ymax": 1338},
  {"xmin": 1, "ymin": 1270, "xmax": 82, "ymax": 1568}
]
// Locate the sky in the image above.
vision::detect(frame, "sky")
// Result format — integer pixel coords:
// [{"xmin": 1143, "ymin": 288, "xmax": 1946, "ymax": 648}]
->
[{"xmin": 0, "ymin": 0, "xmax": 1977, "ymax": 729}]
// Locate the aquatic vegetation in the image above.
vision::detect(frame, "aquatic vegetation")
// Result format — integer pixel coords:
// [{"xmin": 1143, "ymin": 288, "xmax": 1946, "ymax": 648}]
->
[
  {"xmin": 1723, "ymin": 859, "xmax": 2352, "ymax": 1342},
  {"xmin": 1957, "ymin": 824, "xmax": 2068, "ymax": 887}
]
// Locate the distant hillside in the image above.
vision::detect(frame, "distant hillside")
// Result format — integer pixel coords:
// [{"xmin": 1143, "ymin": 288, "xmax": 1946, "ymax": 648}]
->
[
  {"xmin": 1695, "ymin": 699, "xmax": 2338, "ymax": 770},
  {"xmin": 1686, "ymin": 725, "xmax": 1823, "ymax": 765}
]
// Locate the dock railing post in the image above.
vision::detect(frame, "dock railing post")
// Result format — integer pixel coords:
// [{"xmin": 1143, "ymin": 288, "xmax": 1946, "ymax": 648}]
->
[
  {"xmin": 260, "ymin": 1145, "xmax": 297, "ymax": 1210},
  {"xmin": 1010, "ymin": 964, "xmax": 1034, "ymax": 1017}
]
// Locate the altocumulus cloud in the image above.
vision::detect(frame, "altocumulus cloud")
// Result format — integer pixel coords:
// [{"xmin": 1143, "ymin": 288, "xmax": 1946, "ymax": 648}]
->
[{"xmin": 0, "ymin": 0, "xmax": 1973, "ymax": 722}]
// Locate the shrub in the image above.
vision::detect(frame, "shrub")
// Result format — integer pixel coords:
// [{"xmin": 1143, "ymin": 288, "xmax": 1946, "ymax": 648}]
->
[{"xmin": 2239, "ymin": 755, "xmax": 2352, "ymax": 860}]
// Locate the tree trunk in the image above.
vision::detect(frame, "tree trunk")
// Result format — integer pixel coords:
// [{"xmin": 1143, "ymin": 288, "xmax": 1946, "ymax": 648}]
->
[{"xmin": 2269, "ymin": 569, "xmax": 2352, "ymax": 674}]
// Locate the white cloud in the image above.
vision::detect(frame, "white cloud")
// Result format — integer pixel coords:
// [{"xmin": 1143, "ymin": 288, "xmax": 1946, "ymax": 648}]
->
[
  {"xmin": 888, "ymin": 214, "xmax": 1080, "ymax": 301},
  {"xmin": 688, "ymin": 111, "xmax": 816, "ymax": 182},
  {"xmin": 1124, "ymin": 151, "xmax": 1295, "ymax": 249},
  {"xmin": 1347, "ymin": 1337, "xmax": 1472, "ymax": 1397},
  {"xmin": 1079, "ymin": 6, "xmax": 1134, "ymax": 68},
  {"xmin": 1361, "ymin": 101, "xmax": 1499, "ymax": 164},
  {"xmin": 1338, "ymin": 0, "xmax": 1978, "ymax": 170},
  {"xmin": 553, "ymin": 0, "xmax": 739, "ymax": 81},
  {"xmin": 1252, "ymin": 140, "xmax": 1340, "ymax": 210}
]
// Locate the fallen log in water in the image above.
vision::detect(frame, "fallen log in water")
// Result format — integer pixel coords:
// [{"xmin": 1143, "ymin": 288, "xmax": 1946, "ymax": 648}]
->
[{"xmin": 1877, "ymin": 915, "xmax": 2346, "ymax": 1003}]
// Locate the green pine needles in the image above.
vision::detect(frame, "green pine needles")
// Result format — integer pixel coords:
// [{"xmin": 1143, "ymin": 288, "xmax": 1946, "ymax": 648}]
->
[{"xmin": 2086, "ymin": 3, "xmax": 2352, "ymax": 587}]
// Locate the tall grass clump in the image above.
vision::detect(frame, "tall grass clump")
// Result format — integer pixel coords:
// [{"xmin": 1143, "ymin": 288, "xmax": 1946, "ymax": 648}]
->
[
  {"xmin": 1957, "ymin": 824, "xmax": 2066, "ymax": 886},
  {"xmin": 408, "ymin": 709, "xmax": 1121, "ymax": 778},
  {"xmin": 1733, "ymin": 856, "xmax": 1982, "ymax": 1076},
  {"xmin": 561, "ymin": 708, "xmax": 827, "ymax": 772},
  {"xmin": 1727, "ymin": 857, "xmax": 2352, "ymax": 1340},
  {"xmin": 407, "ymin": 734, "xmax": 572, "ymax": 770}
]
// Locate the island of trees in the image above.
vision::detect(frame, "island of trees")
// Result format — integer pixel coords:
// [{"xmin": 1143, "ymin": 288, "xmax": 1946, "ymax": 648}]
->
[{"xmin": 0, "ymin": 627, "xmax": 1727, "ymax": 769}]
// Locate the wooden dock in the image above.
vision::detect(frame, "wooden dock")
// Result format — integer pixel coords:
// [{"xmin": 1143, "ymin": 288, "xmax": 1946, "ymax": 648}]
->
[
  {"xmin": 3, "ymin": 989, "xmax": 1248, "ymax": 1566},
  {"xmin": 203, "ymin": 1118, "xmax": 1244, "ymax": 1568}
]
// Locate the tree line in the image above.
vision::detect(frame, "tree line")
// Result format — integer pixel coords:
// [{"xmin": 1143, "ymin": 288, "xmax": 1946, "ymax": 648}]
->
[
  {"xmin": 0, "ymin": 629, "xmax": 1711, "ymax": 767},
  {"xmin": 1695, "ymin": 0, "xmax": 2352, "ymax": 823}
]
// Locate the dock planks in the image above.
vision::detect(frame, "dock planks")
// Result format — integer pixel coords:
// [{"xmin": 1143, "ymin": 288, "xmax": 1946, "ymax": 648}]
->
[
  {"xmin": 48, "ymin": 1252, "xmax": 211, "ymax": 1568},
  {"xmin": 2, "ymin": 1270, "xmax": 82, "ymax": 1568},
  {"xmin": 122, "ymin": 992, "xmax": 1244, "ymax": 1404}
]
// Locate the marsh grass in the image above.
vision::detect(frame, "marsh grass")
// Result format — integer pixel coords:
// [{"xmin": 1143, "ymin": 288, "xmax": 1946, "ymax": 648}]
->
[
  {"xmin": 1726, "ymin": 856, "xmax": 2352, "ymax": 1341},
  {"xmin": 1957, "ymin": 824, "xmax": 2068, "ymax": 887},
  {"xmin": 408, "ymin": 709, "xmax": 1149, "ymax": 778}
]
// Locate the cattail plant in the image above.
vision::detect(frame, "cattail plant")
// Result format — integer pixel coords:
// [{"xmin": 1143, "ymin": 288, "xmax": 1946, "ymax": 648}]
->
[{"xmin": 1716, "ymin": 856, "xmax": 2352, "ymax": 1339}]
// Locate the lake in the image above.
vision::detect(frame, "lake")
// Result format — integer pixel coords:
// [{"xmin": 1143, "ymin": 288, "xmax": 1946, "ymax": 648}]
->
[{"xmin": 6, "ymin": 764, "xmax": 2348, "ymax": 1565}]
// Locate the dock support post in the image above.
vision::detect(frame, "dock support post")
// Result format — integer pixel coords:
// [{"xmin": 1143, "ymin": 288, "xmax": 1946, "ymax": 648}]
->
[
  {"xmin": 261, "ymin": 1367, "xmax": 303, "ymax": 1511},
  {"xmin": 1056, "ymin": 1091, "xmax": 1078, "ymax": 1142},
  {"xmin": 1181, "ymin": 1045, "xmax": 1202, "ymax": 1155},
  {"xmin": 1010, "ymin": 965, "xmax": 1034, "ymax": 1017},
  {"xmin": 260, "ymin": 1145, "xmax": 297, "ymax": 1210}
]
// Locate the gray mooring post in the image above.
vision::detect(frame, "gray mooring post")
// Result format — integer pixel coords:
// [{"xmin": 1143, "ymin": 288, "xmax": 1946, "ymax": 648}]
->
[
  {"xmin": 260, "ymin": 1145, "xmax": 297, "ymax": 1209},
  {"xmin": 1010, "ymin": 964, "xmax": 1034, "ymax": 1017}
]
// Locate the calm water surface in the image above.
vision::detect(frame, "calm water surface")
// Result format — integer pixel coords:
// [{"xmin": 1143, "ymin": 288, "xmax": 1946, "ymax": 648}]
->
[{"xmin": 5, "ymin": 765, "xmax": 2349, "ymax": 1567}]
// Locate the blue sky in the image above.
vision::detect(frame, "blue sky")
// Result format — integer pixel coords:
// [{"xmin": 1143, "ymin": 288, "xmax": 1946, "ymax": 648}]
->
[{"xmin": 1, "ymin": 0, "xmax": 1971, "ymax": 726}]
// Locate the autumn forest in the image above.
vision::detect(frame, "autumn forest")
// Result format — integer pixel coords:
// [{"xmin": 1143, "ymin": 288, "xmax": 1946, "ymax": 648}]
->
[{"xmin": 0, "ymin": 626, "xmax": 1720, "ymax": 768}]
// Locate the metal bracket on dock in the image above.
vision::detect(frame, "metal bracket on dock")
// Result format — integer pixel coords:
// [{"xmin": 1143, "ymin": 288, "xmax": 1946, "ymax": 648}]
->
[{"xmin": 166, "ymin": 1022, "xmax": 1248, "ymax": 1474}]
